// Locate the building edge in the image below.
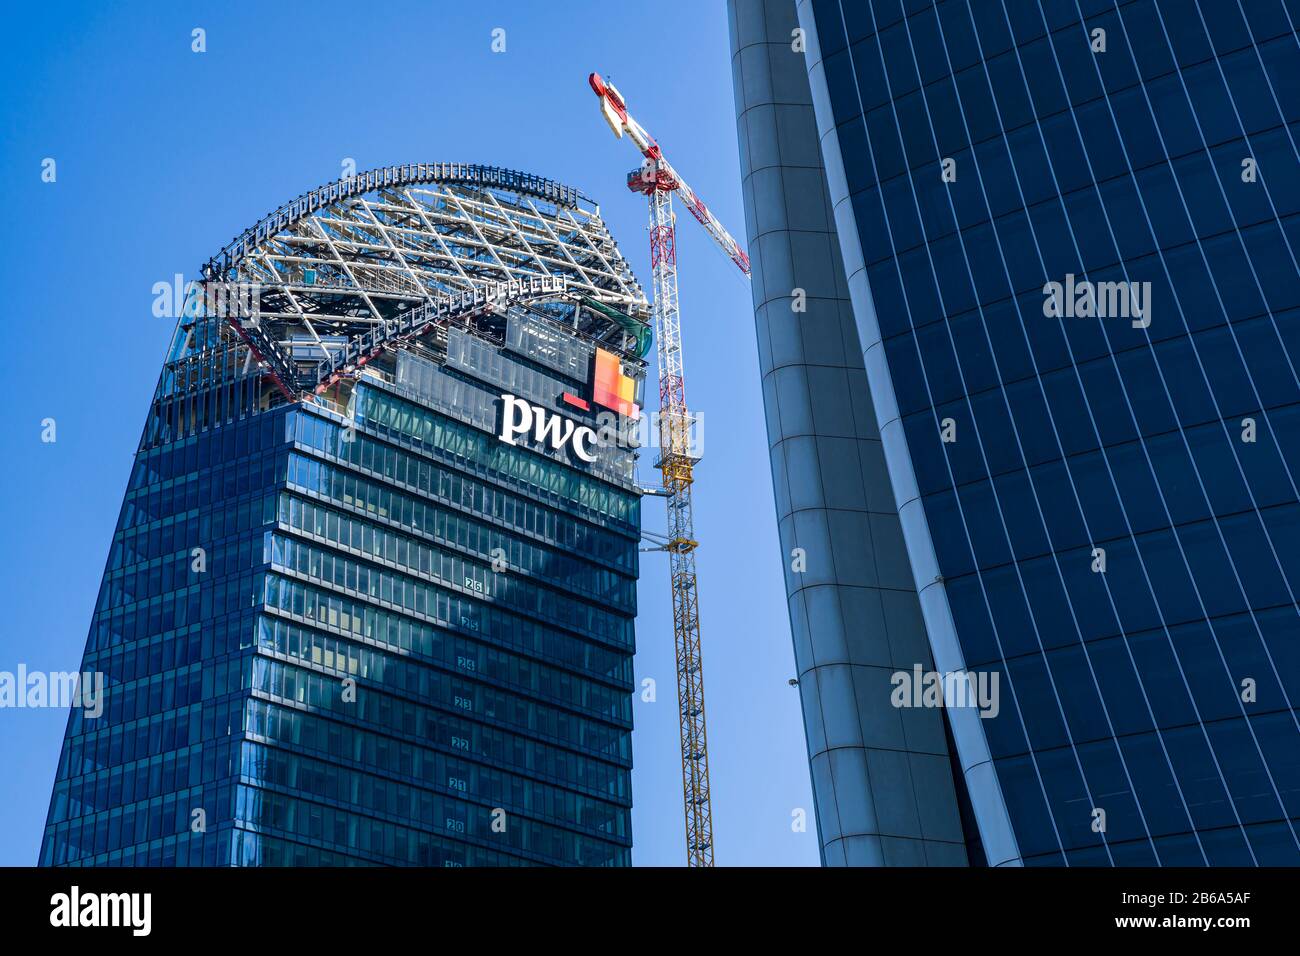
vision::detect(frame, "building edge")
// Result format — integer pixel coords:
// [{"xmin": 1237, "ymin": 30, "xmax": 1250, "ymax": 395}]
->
[
  {"xmin": 729, "ymin": 0, "xmax": 971, "ymax": 866},
  {"xmin": 793, "ymin": 0, "xmax": 1023, "ymax": 867}
]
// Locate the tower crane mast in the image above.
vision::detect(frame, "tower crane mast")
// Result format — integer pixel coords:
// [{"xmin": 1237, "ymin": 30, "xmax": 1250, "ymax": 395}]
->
[{"xmin": 587, "ymin": 72, "xmax": 751, "ymax": 867}]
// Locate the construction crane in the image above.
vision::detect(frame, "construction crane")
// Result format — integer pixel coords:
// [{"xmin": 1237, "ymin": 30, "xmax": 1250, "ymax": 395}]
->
[{"xmin": 587, "ymin": 72, "xmax": 751, "ymax": 867}]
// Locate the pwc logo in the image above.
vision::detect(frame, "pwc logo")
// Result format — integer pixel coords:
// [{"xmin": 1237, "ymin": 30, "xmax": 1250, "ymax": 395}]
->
[
  {"xmin": 497, "ymin": 347, "xmax": 638, "ymax": 463},
  {"xmin": 498, "ymin": 395, "xmax": 598, "ymax": 462}
]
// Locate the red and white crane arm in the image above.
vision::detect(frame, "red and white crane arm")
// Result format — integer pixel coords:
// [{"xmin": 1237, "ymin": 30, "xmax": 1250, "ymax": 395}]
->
[{"xmin": 589, "ymin": 73, "xmax": 751, "ymax": 276}]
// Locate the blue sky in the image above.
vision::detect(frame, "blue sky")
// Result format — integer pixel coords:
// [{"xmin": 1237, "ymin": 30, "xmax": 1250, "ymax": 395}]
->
[{"xmin": 0, "ymin": 1, "xmax": 818, "ymax": 866}]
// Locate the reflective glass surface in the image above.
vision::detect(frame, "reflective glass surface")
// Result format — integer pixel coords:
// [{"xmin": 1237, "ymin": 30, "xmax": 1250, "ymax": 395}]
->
[
  {"xmin": 41, "ymin": 328, "xmax": 639, "ymax": 866},
  {"xmin": 805, "ymin": 0, "xmax": 1300, "ymax": 865}
]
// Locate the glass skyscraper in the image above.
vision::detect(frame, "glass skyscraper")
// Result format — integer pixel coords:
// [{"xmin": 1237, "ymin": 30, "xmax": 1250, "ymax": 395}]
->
[
  {"xmin": 40, "ymin": 165, "xmax": 649, "ymax": 866},
  {"xmin": 731, "ymin": 0, "xmax": 1300, "ymax": 865}
]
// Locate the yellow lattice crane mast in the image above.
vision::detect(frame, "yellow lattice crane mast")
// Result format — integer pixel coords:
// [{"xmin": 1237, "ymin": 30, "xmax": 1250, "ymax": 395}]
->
[{"xmin": 588, "ymin": 72, "xmax": 752, "ymax": 867}]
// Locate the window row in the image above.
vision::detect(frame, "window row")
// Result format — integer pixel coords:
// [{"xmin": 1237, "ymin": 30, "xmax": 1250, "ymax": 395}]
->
[
  {"xmin": 250, "ymin": 656, "xmax": 628, "ymax": 800},
  {"xmin": 852, "ymin": 125, "xmax": 1300, "ymax": 275},
  {"xmin": 288, "ymin": 450, "xmax": 638, "ymax": 575},
  {"xmin": 58, "ymin": 696, "xmax": 245, "ymax": 782},
  {"xmin": 246, "ymin": 699, "xmax": 630, "ymax": 829},
  {"xmin": 40, "ymin": 784, "xmax": 236, "ymax": 866},
  {"xmin": 243, "ymin": 741, "xmax": 628, "ymax": 862},
  {"xmin": 936, "ymin": 497, "xmax": 1300, "ymax": 642},
  {"xmin": 261, "ymin": 611, "xmax": 630, "ymax": 726},
  {"xmin": 951, "ymin": 608, "xmax": 1300, "ymax": 740},
  {"xmin": 992, "ymin": 713, "xmax": 1299, "ymax": 862},
  {"xmin": 280, "ymin": 487, "xmax": 636, "ymax": 612},
  {"xmin": 867, "ymin": 208, "xmax": 1295, "ymax": 347},
  {"xmin": 290, "ymin": 403, "xmax": 639, "ymax": 532},
  {"xmin": 252, "ymin": 616, "xmax": 630, "ymax": 759},
  {"xmin": 892, "ymin": 307, "xmax": 1300, "ymax": 424},
  {"xmin": 270, "ymin": 530, "xmax": 631, "ymax": 647},
  {"xmin": 50, "ymin": 738, "xmax": 238, "ymax": 824},
  {"xmin": 235, "ymin": 786, "xmax": 617, "ymax": 866}
]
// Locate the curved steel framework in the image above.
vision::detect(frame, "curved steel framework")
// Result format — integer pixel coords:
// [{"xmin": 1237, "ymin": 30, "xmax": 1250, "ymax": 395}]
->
[{"xmin": 184, "ymin": 163, "xmax": 650, "ymax": 401}]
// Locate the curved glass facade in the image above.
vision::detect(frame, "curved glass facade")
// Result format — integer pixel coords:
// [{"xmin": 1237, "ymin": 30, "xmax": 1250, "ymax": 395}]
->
[
  {"xmin": 735, "ymin": 0, "xmax": 1300, "ymax": 865},
  {"xmin": 41, "ymin": 345, "xmax": 641, "ymax": 867},
  {"xmin": 40, "ymin": 169, "xmax": 647, "ymax": 867}
]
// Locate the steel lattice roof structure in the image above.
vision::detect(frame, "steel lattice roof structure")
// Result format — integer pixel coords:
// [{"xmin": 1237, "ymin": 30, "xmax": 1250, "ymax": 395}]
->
[{"xmin": 181, "ymin": 163, "xmax": 651, "ymax": 402}]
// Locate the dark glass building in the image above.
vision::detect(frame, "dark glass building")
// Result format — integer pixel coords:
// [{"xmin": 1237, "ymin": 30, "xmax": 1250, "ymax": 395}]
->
[
  {"xmin": 731, "ymin": 0, "xmax": 1300, "ymax": 865},
  {"xmin": 40, "ymin": 165, "xmax": 650, "ymax": 866}
]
